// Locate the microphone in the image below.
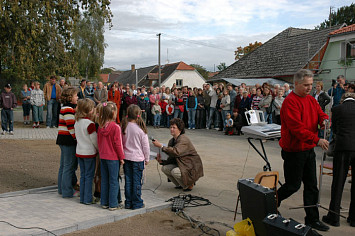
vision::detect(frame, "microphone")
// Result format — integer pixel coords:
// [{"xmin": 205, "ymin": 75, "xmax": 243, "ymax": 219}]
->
[{"xmin": 149, "ymin": 136, "xmax": 156, "ymax": 142}]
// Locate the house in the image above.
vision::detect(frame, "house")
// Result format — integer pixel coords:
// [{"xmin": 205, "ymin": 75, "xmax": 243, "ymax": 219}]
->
[
  {"xmin": 111, "ymin": 62, "xmax": 206, "ymax": 88},
  {"xmin": 318, "ymin": 24, "xmax": 355, "ymax": 85},
  {"xmin": 212, "ymin": 26, "xmax": 341, "ymax": 86}
]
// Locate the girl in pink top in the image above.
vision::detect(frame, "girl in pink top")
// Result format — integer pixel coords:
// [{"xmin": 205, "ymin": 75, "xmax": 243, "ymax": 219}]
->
[
  {"xmin": 97, "ymin": 102, "xmax": 125, "ymax": 211},
  {"xmin": 121, "ymin": 105, "xmax": 150, "ymax": 210}
]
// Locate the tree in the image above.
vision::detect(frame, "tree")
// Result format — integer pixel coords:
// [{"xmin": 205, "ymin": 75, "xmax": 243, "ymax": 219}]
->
[
  {"xmin": 190, "ymin": 64, "xmax": 209, "ymax": 80},
  {"xmin": 73, "ymin": 10, "xmax": 107, "ymax": 80},
  {"xmin": 0, "ymin": 0, "xmax": 112, "ymax": 88},
  {"xmin": 316, "ymin": 4, "xmax": 355, "ymax": 29},
  {"xmin": 234, "ymin": 41, "xmax": 262, "ymax": 60},
  {"xmin": 217, "ymin": 62, "xmax": 227, "ymax": 71},
  {"xmin": 101, "ymin": 68, "xmax": 114, "ymax": 74}
]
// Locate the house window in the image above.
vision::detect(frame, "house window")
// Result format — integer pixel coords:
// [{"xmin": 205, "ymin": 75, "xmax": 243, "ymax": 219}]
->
[
  {"xmin": 176, "ymin": 79, "xmax": 183, "ymax": 87},
  {"xmin": 340, "ymin": 41, "xmax": 355, "ymax": 59}
]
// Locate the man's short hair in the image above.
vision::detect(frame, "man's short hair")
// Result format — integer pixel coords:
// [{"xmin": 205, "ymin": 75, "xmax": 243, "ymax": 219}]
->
[
  {"xmin": 337, "ymin": 75, "xmax": 345, "ymax": 80},
  {"xmin": 227, "ymin": 83, "xmax": 233, "ymax": 87},
  {"xmin": 50, "ymin": 75, "xmax": 57, "ymax": 80},
  {"xmin": 294, "ymin": 69, "xmax": 313, "ymax": 84}
]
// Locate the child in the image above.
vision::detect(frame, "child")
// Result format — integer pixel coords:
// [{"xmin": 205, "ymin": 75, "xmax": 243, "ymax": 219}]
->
[
  {"xmin": 224, "ymin": 113, "xmax": 234, "ymax": 135},
  {"xmin": 20, "ymin": 84, "xmax": 31, "ymax": 125},
  {"xmin": 232, "ymin": 109, "xmax": 243, "ymax": 135},
  {"xmin": 166, "ymin": 100, "xmax": 174, "ymax": 128},
  {"xmin": 159, "ymin": 96, "xmax": 167, "ymax": 127},
  {"xmin": 97, "ymin": 102, "xmax": 125, "ymax": 211},
  {"xmin": 74, "ymin": 98, "xmax": 98, "ymax": 204},
  {"xmin": 137, "ymin": 93, "xmax": 149, "ymax": 124},
  {"xmin": 30, "ymin": 82, "xmax": 45, "ymax": 128},
  {"xmin": 121, "ymin": 105, "xmax": 150, "ymax": 210},
  {"xmin": 0, "ymin": 84, "xmax": 17, "ymax": 135},
  {"xmin": 151, "ymin": 100, "xmax": 162, "ymax": 128},
  {"xmin": 56, "ymin": 87, "xmax": 78, "ymax": 198}
]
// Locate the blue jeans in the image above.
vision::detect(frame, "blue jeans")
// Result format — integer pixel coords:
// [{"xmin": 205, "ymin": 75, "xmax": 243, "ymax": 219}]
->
[
  {"xmin": 100, "ymin": 159, "xmax": 119, "ymax": 208},
  {"xmin": 124, "ymin": 160, "xmax": 144, "ymax": 209},
  {"xmin": 207, "ymin": 107, "xmax": 216, "ymax": 128},
  {"xmin": 58, "ymin": 145, "xmax": 76, "ymax": 197},
  {"xmin": 1, "ymin": 109, "xmax": 13, "ymax": 132},
  {"xmin": 174, "ymin": 109, "xmax": 183, "ymax": 119},
  {"xmin": 46, "ymin": 99, "xmax": 58, "ymax": 127},
  {"xmin": 32, "ymin": 105, "xmax": 43, "ymax": 123},
  {"xmin": 22, "ymin": 103, "xmax": 31, "ymax": 116},
  {"xmin": 221, "ymin": 110, "xmax": 229, "ymax": 129},
  {"xmin": 154, "ymin": 114, "xmax": 161, "ymax": 126},
  {"xmin": 187, "ymin": 109, "xmax": 196, "ymax": 128},
  {"xmin": 78, "ymin": 157, "xmax": 96, "ymax": 204},
  {"xmin": 167, "ymin": 115, "xmax": 173, "ymax": 127},
  {"xmin": 264, "ymin": 111, "xmax": 273, "ymax": 124}
]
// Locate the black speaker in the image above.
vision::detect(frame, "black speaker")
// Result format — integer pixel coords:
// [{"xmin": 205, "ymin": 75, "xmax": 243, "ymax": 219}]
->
[
  {"xmin": 237, "ymin": 178, "xmax": 277, "ymax": 236},
  {"xmin": 263, "ymin": 214, "xmax": 313, "ymax": 236}
]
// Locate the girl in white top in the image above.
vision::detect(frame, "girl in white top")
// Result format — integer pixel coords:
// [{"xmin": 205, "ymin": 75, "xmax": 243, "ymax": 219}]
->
[
  {"xmin": 121, "ymin": 104, "xmax": 150, "ymax": 210},
  {"xmin": 74, "ymin": 98, "xmax": 98, "ymax": 204}
]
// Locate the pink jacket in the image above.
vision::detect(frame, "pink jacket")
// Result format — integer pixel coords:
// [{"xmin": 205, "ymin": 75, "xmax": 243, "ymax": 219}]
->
[
  {"xmin": 122, "ymin": 122, "xmax": 150, "ymax": 163},
  {"xmin": 97, "ymin": 121, "xmax": 125, "ymax": 161}
]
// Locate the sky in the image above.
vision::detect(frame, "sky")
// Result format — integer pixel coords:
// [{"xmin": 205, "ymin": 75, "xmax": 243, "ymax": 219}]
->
[{"xmin": 103, "ymin": 0, "xmax": 353, "ymax": 72}]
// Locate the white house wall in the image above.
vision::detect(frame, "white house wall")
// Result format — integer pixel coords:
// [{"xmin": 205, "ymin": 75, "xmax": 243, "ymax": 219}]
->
[{"xmin": 162, "ymin": 70, "xmax": 206, "ymax": 88}]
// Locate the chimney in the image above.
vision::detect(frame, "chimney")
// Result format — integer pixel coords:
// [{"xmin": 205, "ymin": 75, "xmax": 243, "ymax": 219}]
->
[{"xmin": 131, "ymin": 64, "xmax": 135, "ymax": 72}]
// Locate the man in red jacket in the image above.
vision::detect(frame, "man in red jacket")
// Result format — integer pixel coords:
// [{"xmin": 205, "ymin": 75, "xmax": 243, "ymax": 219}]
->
[{"xmin": 277, "ymin": 69, "xmax": 330, "ymax": 232}]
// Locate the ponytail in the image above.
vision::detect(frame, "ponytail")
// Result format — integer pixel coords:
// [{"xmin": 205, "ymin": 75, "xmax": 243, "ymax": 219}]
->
[{"xmin": 123, "ymin": 104, "xmax": 147, "ymax": 134}]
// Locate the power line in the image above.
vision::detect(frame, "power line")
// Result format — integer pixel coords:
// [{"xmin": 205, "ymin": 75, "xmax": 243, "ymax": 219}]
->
[{"xmin": 115, "ymin": 27, "xmax": 233, "ymax": 51}]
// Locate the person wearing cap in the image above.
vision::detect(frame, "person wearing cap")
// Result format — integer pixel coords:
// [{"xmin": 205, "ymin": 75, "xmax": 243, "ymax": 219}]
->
[
  {"xmin": 0, "ymin": 84, "xmax": 17, "ymax": 135},
  {"xmin": 43, "ymin": 75, "xmax": 61, "ymax": 128},
  {"xmin": 137, "ymin": 93, "xmax": 149, "ymax": 124}
]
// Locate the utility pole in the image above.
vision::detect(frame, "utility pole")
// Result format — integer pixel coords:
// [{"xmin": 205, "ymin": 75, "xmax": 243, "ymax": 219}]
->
[
  {"xmin": 157, "ymin": 33, "xmax": 161, "ymax": 87},
  {"xmin": 329, "ymin": 6, "xmax": 334, "ymax": 28}
]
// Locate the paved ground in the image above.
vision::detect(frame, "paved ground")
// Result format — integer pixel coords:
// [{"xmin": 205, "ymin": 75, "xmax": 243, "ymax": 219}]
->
[{"xmin": 0, "ymin": 127, "xmax": 354, "ymax": 235}]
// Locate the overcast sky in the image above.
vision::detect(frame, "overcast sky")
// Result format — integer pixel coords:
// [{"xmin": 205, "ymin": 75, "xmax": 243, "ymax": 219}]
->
[{"xmin": 103, "ymin": 0, "xmax": 352, "ymax": 72}]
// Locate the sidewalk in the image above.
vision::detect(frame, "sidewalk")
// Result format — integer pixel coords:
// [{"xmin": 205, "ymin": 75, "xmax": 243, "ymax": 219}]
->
[
  {"xmin": 0, "ymin": 186, "xmax": 170, "ymax": 236},
  {"xmin": 0, "ymin": 128, "xmax": 57, "ymax": 140}
]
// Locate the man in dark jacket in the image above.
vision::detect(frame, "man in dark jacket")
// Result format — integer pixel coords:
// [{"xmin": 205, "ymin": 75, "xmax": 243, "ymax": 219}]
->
[
  {"xmin": 0, "ymin": 84, "xmax": 17, "ymax": 135},
  {"xmin": 322, "ymin": 92, "xmax": 355, "ymax": 227}
]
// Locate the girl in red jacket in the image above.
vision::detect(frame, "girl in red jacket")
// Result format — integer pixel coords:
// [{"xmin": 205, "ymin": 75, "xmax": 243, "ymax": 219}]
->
[{"xmin": 97, "ymin": 102, "xmax": 125, "ymax": 211}]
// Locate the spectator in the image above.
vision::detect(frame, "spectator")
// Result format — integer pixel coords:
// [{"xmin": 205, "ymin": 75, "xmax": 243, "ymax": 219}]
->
[
  {"xmin": 234, "ymin": 87, "xmax": 243, "ymax": 112},
  {"xmin": 77, "ymin": 79, "xmax": 87, "ymax": 100},
  {"xmin": 348, "ymin": 84, "xmax": 355, "ymax": 93},
  {"xmin": 313, "ymin": 81, "xmax": 330, "ymax": 112},
  {"xmin": 284, "ymin": 83, "xmax": 291, "ymax": 97},
  {"xmin": 203, "ymin": 84, "xmax": 211, "ymax": 128},
  {"xmin": 206, "ymin": 84, "xmax": 218, "ymax": 129},
  {"xmin": 251, "ymin": 87, "xmax": 263, "ymax": 110},
  {"xmin": 328, "ymin": 75, "xmax": 345, "ymax": 107},
  {"xmin": 224, "ymin": 113, "xmax": 233, "ymax": 135},
  {"xmin": 163, "ymin": 87, "xmax": 172, "ymax": 103},
  {"xmin": 227, "ymin": 83, "xmax": 237, "ymax": 115},
  {"xmin": 166, "ymin": 99, "xmax": 174, "ymax": 128},
  {"xmin": 173, "ymin": 92, "xmax": 184, "ymax": 119},
  {"xmin": 239, "ymin": 91, "xmax": 252, "ymax": 126},
  {"xmin": 94, "ymin": 82, "xmax": 108, "ymax": 105},
  {"xmin": 21, "ymin": 84, "xmax": 32, "ymax": 125},
  {"xmin": 220, "ymin": 89, "xmax": 230, "ymax": 130},
  {"xmin": 30, "ymin": 82, "xmax": 45, "ymax": 128},
  {"xmin": 159, "ymin": 96, "xmax": 168, "ymax": 127},
  {"xmin": 0, "ymin": 84, "xmax": 17, "ymax": 135},
  {"xmin": 186, "ymin": 91, "xmax": 197, "ymax": 130},
  {"xmin": 125, "ymin": 90, "xmax": 138, "ymax": 109},
  {"xmin": 259, "ymin": 87, "xmax": 273, "ymax": 124},
  {"xmin": 137, "ymin": 93, "xmax": 149, "ymax": 124},
  {"xmin": 151, "ymin": 100, "xmax": 162, "ymax": 129},
  {"xmin": 108, "ymin": 83, "xmax": 121, "ymax": 123},
  {"xmin": 196, "ymin": 88, "xmax": 205, "ymax": 129},
  {"xmin": 85, "ymin": 81, "xmax": 95, "ymax": 101},
  {"xmin": 250, "ymin": 87, "xmax": 257, "ymax": 99},
  {"xmin": 273, "ymin": 90, "xmax": 285, "ymax": 125},
  {"xmin": 215, "ymin": 89, "xmax": 223, "ymax": 131},
  {"xmin": 43, "ymin": 75, "xmax": 61, "ymax": 128},
  {"xmin": 232, "ymin": 109, "xmax": 243, "ymax": 135}
]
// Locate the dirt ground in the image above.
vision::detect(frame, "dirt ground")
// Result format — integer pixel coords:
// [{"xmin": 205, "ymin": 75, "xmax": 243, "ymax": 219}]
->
[{"xmin": 0, "ymin": 137, "xmax": 206, "ymax": 236}]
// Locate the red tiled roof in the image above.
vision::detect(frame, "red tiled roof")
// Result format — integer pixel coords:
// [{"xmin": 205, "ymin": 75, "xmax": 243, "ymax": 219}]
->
[
  {"xmin": 330, "ymin": 24, "xmax": 355, "ymax": 35},
  {"xmin": 176, "ymin": 61, "xmax": 195, "ymax": 70},
  {"xmin": 100, "ymin": 74, "xmax": 109, "ymax": 83}
]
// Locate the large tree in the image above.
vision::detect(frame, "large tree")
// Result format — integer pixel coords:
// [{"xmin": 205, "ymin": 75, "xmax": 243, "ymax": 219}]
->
[
  {"xmin": 316, "ymin": 3, "xmax": 355, "ymax": 29},
  {"xmin": 234, "ymin": 41, "xmax": 262, "ymax": 60},
  {"xmin": 0, "ymin": 0, "xmax": 112, "ymax": 90},
  {"xmin": 190, "ymin": 64, "xmax": 209, "ymax": 80},
  {"xmin": 217, "ymin": 62, "xmax": 227, "ymax": 71}
]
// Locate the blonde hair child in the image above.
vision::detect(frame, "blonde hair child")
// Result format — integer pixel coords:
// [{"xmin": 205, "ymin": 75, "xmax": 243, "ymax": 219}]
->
[
  {"xmin": 96, "ymin": 102, "xmax": 125, "ymax": 210},
  {"xmin": 74, "ymin": 98, "xmax": 98, "ymax": 204},
  {"xmin": 121, "ymin": 105, "xmax": 150, "ymax": 210}
]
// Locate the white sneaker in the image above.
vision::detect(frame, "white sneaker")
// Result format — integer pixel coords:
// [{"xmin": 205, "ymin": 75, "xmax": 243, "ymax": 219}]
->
[
  {"xmin": 9, "ymin": 131, "xmax": 14, "ymax": 135},
  {"xmin": 206, "ymin": 127, "xmax": 209, "ymax": 130},
  {"xmin": 46, "ymin": 126, "xmax": 50, "ymax": 129},
  {"xmin": 192, "ymin": 128, "xmax": 195, "ymax": 130},
  {"xmin": 1, "ymin": 130, "xmax": 5, "ymax": 135}
]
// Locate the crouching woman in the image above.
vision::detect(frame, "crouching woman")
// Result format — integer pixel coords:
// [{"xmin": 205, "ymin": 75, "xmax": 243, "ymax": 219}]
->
[{"xmin": 152, "ymin": 118, "xmax": 204, "ymax": 191}]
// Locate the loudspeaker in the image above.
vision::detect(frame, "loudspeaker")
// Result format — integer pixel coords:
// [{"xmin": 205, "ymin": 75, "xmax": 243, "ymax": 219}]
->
[
  {"xmin": 237, "ymin": 178, "xmax": 277, "ymax": 236},
  {"xmin": 263, "ymin": 214, "xmax": 313, "ymax": 236}
]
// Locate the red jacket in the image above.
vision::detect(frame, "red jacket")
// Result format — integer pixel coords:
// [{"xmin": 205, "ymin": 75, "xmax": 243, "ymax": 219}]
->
[
  {"xmin": 279, "ymin": 92, "xmax": 328, "ymax": 152},
  {"xmin": 159, "ymin": 100, "xmax": 167, "ymax": 113},
  {"xmin": 97, "ymin": 122, "xmax": 125, "ymax": 161}
]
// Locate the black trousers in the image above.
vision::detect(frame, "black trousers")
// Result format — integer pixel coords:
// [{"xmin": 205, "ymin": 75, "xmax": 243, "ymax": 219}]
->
[
  {"xmin": 326, "ymin": 151, "xmax": 355, "ymax": 222},
  {"xmin": 196, "ymin": 109, "xmax": 204, "ymax": 129},
  {"xmin": 277, "ymin": 149, "xmax": 319, "ymax": 224}
]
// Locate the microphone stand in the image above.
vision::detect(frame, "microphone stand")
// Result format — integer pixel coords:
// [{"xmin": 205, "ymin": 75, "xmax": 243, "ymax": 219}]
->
[{"xmin": 289, "ymin": 120, "xmax": 346, "ymax": 219}]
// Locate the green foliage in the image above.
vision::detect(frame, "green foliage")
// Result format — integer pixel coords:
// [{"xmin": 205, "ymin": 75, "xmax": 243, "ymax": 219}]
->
[
  {"xmin": 101, "ymin": 67, "xmax": 114, "ymax": 74},
  {"xmin": 190, "ymin": 64, "xmax": 209, "ymax": 80},
  {"xmin": 316, "ymin": 4, "xmax": 355, "ymax": 29},
  {"xmin": 234, "ymin": 41, "xmax": 262, "ymax": 60},
  {"xmin": 0, "ymin": 0, "xmax": 112, "ymax": 88},
  {"xmin": 217, "ymin": 62, "xmax": 227, "ymax": 71}
]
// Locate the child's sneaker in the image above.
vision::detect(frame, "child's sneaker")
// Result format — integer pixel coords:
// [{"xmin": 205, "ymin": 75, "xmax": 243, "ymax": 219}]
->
[
  {"xmin": 9, "ymin": 131, "xmax": 14, "ymax": 135},
  {"xmin": 73, "ymin": 190, "xmax": 80, "ymax": 197},
  {"xmin": 1, "ymin": 130, "xmax": 5, "ymax": 135},
  {"xmin": 102, "ymin": 205, "xmax": 109, "ymax": 209}
]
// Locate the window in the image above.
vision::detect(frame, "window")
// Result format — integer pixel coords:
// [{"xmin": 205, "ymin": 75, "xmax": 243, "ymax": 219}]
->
[
  {"xmin": 340, "ymin": 41, "xmax": 355, "ymax": 59},
  {"xmin": 176, "ymin": 79, "xmax": 183, "ymax": 87}
]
